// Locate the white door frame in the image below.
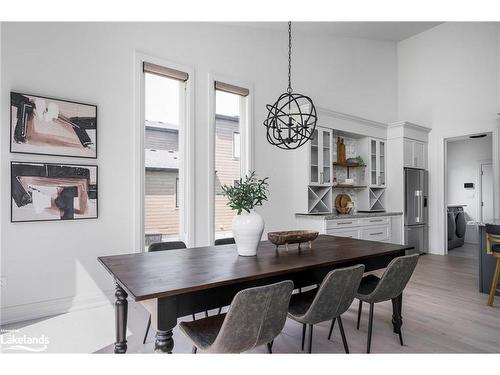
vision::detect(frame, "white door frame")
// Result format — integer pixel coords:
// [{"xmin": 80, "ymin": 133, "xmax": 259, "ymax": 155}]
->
[
  {"xmin": 442, "ymin": 129, "xmax": 498, "ymax": 254},
  {"xmin": 133, "ymin": 51, "xmax": 195, "ymax": 250},
  {"xmin": 207, "ymin": 73, "xmax": 254, "ymax": 245},
  {"xmin": 478, "ymin": 160, "xmax": 493, "ymax": 222}
]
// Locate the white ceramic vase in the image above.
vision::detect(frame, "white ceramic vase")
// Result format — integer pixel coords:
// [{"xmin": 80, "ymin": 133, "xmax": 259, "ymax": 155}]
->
[{"xmin": 232, "ymin": 210, "xmax": 264, "ymax": 256}]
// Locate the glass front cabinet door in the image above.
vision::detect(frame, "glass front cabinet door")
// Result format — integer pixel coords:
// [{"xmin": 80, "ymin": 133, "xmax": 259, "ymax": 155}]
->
[
  {"xmin": 309, "ymin": 127, "xmax": 332, "ymax": 186},
  {"xmin": 369, "ymin": 138, "xmax": 386, "ymax": 187}
]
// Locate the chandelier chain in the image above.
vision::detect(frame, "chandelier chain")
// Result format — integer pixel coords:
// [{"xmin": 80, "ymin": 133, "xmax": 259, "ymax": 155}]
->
[{"xmin": 287, "ymin": 21, "xmax": 292, "ymax": 94}]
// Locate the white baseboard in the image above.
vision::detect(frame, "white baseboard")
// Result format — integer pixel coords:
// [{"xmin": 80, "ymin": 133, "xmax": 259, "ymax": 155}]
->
[{"xmin": 1, "ymin": 290, "xmax": 115, "ymax": 326}]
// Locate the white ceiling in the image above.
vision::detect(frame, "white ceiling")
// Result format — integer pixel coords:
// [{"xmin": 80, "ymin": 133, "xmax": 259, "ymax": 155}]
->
[{"xmin": 226, "ymin": 22, "xmax": 442, "ymax": 42}]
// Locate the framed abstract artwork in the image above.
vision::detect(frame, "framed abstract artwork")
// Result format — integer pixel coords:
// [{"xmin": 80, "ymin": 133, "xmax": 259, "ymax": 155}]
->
[
  {"xmin": 11, "ymin": 161, "xmax": 98, "ymax": 222},
  {"xmin": 10, "ymin": 92, "xmax": 97, "ymax": 158}
]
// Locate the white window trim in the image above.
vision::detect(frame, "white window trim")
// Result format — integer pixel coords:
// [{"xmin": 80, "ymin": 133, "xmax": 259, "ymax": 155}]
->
[
  {"xmin": 208, "ymin": 73, "xmax": 254, "ymax": 245},
  {"xmin": 134, "ymin": 52, "xmax": 195, "ymax": 250}
]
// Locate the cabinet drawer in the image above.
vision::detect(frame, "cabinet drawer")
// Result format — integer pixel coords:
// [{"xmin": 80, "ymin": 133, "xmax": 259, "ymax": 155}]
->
[
  {"xmin": 361, "ymin": 225, "xmax": 390, "ymax": 242},
  {"xmin": 326, "ymin": 218, "xmax": 360, "ymax": 229},
  {"xmin": 326, "ymin": 228, "xmax": 360, "ymax": 239},
  {"xmin": 360, "ymin": 217, "xmax": 390, "ymax": 226}
]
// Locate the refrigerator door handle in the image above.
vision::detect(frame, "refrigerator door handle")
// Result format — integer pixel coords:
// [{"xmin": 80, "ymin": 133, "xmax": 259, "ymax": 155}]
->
[{"xmin": 415, "ymin": 190, "xmax": 423, "ymax": 223}]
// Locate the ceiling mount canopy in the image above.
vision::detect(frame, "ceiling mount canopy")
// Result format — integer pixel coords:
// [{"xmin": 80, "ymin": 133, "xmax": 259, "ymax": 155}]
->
[{"xmin": 263, "ymin": 21, "xmax": 318, "ymax": 150}]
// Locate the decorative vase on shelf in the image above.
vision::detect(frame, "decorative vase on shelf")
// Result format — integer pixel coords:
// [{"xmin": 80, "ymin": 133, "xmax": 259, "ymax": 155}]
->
[
  {"xmin": 221, "ymin": 171, "xmax": 269, "ymax": 257},
  {"xmin": 232, "ymin": 210, "xmax": 265, "ymax": 256}
]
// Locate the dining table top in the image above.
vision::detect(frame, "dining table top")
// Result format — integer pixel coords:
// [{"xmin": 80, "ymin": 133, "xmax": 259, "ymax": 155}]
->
[{"xmin": 98, "ymin": 234, "xmax": 412, "ymax": 302}]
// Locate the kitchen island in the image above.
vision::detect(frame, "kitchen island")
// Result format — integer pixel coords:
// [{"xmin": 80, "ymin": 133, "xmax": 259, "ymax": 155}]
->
[
  {"xmin": 295, "ymin": 211, "xmax": 403, "ymax": 245},
  {"xmin": 474, "ymin": 221, "xmax": 500, "ymax": 296}
]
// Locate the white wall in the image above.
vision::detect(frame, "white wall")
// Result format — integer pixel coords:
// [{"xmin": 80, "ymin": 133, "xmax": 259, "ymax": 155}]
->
[
  {"xmin": 398, "ymin": 22, "xmax": 500, "ymax": 254},
  {"xmin": 0, "ymin": 22, "xmax": 397, "ymax": 323},
  {"xmin": 447, "ymin": 136, "xmax": 492, "ymax": 243}
]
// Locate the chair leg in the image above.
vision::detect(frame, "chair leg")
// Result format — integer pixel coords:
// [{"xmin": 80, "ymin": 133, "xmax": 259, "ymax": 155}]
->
[
  {"xmin": 337, "ymin": 316, "xmax": 349, "ymax": 354},
  {"xmin": 392, "ymin": 297, "xmax": 404, "ymax": 346},
  {"xmin": 192, "ymin": 346, "xmax": 197, "ymax": 354},
  {"xmin": 357, "ymin": 300, "xmax": 363, "ymax": 330},
  {"xmin": 307, "ymin": 324, "xmax": 314, "ymax": 354},
  {"xmin": 327, "ymin": 317, "xmax": 336, "ymax": 340},
  {"xmin": 192, "ymin": 313, "xmax": 196, "ymax": 320},
  {"xmin": 301, "ymin": 323, "xmax": 306, "ymax": 351},
  {"xmin": 205, "ymin": 310, "xmax": 209, "ymax": 318},
  {"xmin": 143, "ymin": 315, "xmax": 151, "ymax": 344},
  {"xmin": 218, "ymin": 307, "xmax": 222, "ymax": 314},
  {"xmin": 366, "ymin": 303, "xmax": 374, "ymax": 354},
  {"xmin": 488, "ymin": 258, "xmax": 500, "ymax": 306},
  {"xmin": 266, "ymin": 342, "xmax": 273, "ymax": 353}
]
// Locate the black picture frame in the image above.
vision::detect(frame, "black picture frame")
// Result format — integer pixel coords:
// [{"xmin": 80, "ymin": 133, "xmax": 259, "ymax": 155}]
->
[
  {"xmin": 10, "ymin": 91, "xmax": 98, "ymax": 159},
  {"xmin": 11, "ymin": 161, "xmax": 99, "ymax": 223}
]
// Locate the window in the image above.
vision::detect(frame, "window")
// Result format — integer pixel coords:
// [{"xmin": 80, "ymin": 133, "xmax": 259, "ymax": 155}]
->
[
  {"xmin": 175, "ymin": 177, "xmax": 179, "ymax": 208},
  {"xmin": 213, "ymin": 81, "xmax": 249, "ymax": 241},
  {"xmin": 232, "ymin": 132, "xmax": 241, "ymax": 159},
  {"xmin": 143, "ymin": 63, "xmax": 188, "ymax": 248}
]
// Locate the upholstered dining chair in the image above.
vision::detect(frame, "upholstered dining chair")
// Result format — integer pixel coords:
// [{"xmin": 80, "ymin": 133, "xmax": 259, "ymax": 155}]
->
[
  {"xmin": 179, "ymin": 280, "xmax": 294, "ymax": 353},
  {"xmin": 354, "ymin": 253, "xmax": 419, "ymax": 353},
  {"xmin": 214, "ymin": 237, "xmax": 236, "ymax": 246},
  {"xmin": 287, "ymin": 264, "xmax": 365, "ymax": 353},
  {"xmin": 485, "ymin": 224, "xmax": 500, "ymax": 306},
  {"xmin": 143, "ymin": 240, "xmax": 199, "ymax": 344}
]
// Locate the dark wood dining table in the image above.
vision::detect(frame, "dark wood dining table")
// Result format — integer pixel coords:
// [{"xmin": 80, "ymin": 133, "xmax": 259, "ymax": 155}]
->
[{"xmin": 98, "ymin": 234, "xmax": 413, "ymax": 353}]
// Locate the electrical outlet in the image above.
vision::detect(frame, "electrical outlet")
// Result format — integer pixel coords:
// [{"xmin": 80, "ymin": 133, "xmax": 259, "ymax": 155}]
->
[{"xmin": 0, "ymin": 277, "xmax": 7, "ymax": 289}]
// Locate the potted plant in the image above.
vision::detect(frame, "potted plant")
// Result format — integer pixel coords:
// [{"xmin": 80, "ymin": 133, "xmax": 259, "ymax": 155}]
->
[{"xmin": 221, "ymin": 172, "xmax": 269, "ymax": 256}]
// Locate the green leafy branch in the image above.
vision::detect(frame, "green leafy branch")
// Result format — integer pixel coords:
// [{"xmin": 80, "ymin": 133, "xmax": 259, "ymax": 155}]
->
[{"xmin": 221, "ymin": 171, "xmax": 269, "ymax": 215}]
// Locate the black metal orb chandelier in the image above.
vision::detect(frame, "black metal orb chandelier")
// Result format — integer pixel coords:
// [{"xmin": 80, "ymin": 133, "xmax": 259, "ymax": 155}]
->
[{"xmin": 264, "ymin": 21, "xmax": 318, "ymax": 150}]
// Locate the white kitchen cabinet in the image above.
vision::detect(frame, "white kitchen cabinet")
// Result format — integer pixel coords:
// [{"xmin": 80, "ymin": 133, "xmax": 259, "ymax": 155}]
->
[
  {"xmin": 326, "ymin": 227, "xmax": 361, "ymax": 239},
  {"xmin": 360, "ymin": 225, "xmax": 390, "ymax": 242},
  {"xmin": 359, "ymin": 137, "xmax": 386, "ymax": 188},
  {"xmin": 309, "ymin": 127, "xmax": 332, "ymax": 186},
  {"xmin": 295, "ymin": 214, "xmax": 403, "ymax": 244},
  {"xmin": 404, "ymin": 139, "xmax": 427, "ymax": 169}
]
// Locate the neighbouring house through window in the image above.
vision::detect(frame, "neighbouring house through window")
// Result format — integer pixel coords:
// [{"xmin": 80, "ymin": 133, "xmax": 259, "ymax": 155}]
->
[
  {"xmin": 143, "ymin": 63, "xmax": 187, "ymax": 249},
  {"xmin": 214, "ymin": 84, "xmax": 249, "ymax": 241}
]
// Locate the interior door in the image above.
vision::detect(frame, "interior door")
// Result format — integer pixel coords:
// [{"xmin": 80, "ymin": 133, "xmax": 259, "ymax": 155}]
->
[{"xmin": 481, "ymin": 163, "xmax": 494, "ymax": 222}]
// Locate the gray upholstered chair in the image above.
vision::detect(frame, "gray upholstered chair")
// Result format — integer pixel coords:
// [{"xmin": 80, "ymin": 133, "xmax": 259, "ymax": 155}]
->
[
  {"xmin": 144, "ymin": 241, "xmax": 198, "ymax": 344},
  {"xmin": 355, "ymin": 253, "xmax": 419, "ymax": 353},
  {"xmin": 148, "ymin": 240, "xmax": 187, "ymax": 252},
  {"xmin": 287, "ymin": 264, "xmax": 365, "ymax": 353},
  {"xmin": 214, "ymin": 237, "xmax": 236, "ymax": 246},
  {"xmin": 179, "ymin": 280, "xmax": 294, "ymax": 353}
]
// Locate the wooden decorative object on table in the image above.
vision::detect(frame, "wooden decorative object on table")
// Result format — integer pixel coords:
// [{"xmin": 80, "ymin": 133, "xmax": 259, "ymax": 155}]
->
[
  {"xmin": 267, "ymin": 230, "xmax": 319, "ymax": 251},
  {"xmin": 335, "ymin": 193, "xmax": 353, "ymax": 215}
]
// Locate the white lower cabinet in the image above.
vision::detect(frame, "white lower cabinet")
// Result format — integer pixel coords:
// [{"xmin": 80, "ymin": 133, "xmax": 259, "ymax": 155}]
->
[
  {"xmin": 296, "ymin": 215, "xmax": 402, "ymax": 244},
  {"xmin": 325, "ymin": 217, "xmax": 391, "ymax": 242},
  {"xmin": 326, "ymin": 227, "xmax": 361, "ymax": 239},
  {"xmin": 360, "ymin": 225, "xmax": 390, "ymax": 242}
]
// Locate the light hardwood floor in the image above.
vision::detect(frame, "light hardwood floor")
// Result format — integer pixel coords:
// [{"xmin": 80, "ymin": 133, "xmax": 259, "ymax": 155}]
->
[{"xmin": 2, "ymin": 250, "xmax": 499, "ymax": 353}]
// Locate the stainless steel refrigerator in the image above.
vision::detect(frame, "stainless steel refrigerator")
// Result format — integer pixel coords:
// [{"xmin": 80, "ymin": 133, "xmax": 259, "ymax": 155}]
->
[{"xmin": 404, "ymin": 168, "xmax": 428, "ymax": 254}]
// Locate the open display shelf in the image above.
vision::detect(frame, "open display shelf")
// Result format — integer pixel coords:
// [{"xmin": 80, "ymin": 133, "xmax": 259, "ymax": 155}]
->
[{"xmin": 308, "ymin": 186, "xmax": 332, "ymax": 213}]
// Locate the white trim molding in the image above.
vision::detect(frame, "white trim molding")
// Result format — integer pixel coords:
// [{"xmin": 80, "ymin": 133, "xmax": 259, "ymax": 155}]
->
[{"xmin": 1, "ymin": 290, "xmax": 114, "ymax": 326}]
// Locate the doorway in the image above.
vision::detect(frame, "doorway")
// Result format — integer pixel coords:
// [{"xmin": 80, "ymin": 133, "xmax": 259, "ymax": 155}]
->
[{"xmin": 445, "ymin": 132, "xmax": 493, "ymax": 257}]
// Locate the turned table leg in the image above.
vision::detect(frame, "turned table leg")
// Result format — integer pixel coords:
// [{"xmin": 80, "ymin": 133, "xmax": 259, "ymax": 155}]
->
[
  {"xmin": 114, "ymin": 282, "xmax": 128, "ymax": 354},
  {"xmin": 155, "ymin": 297, "xmax": 177, "ymax": 353}
]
